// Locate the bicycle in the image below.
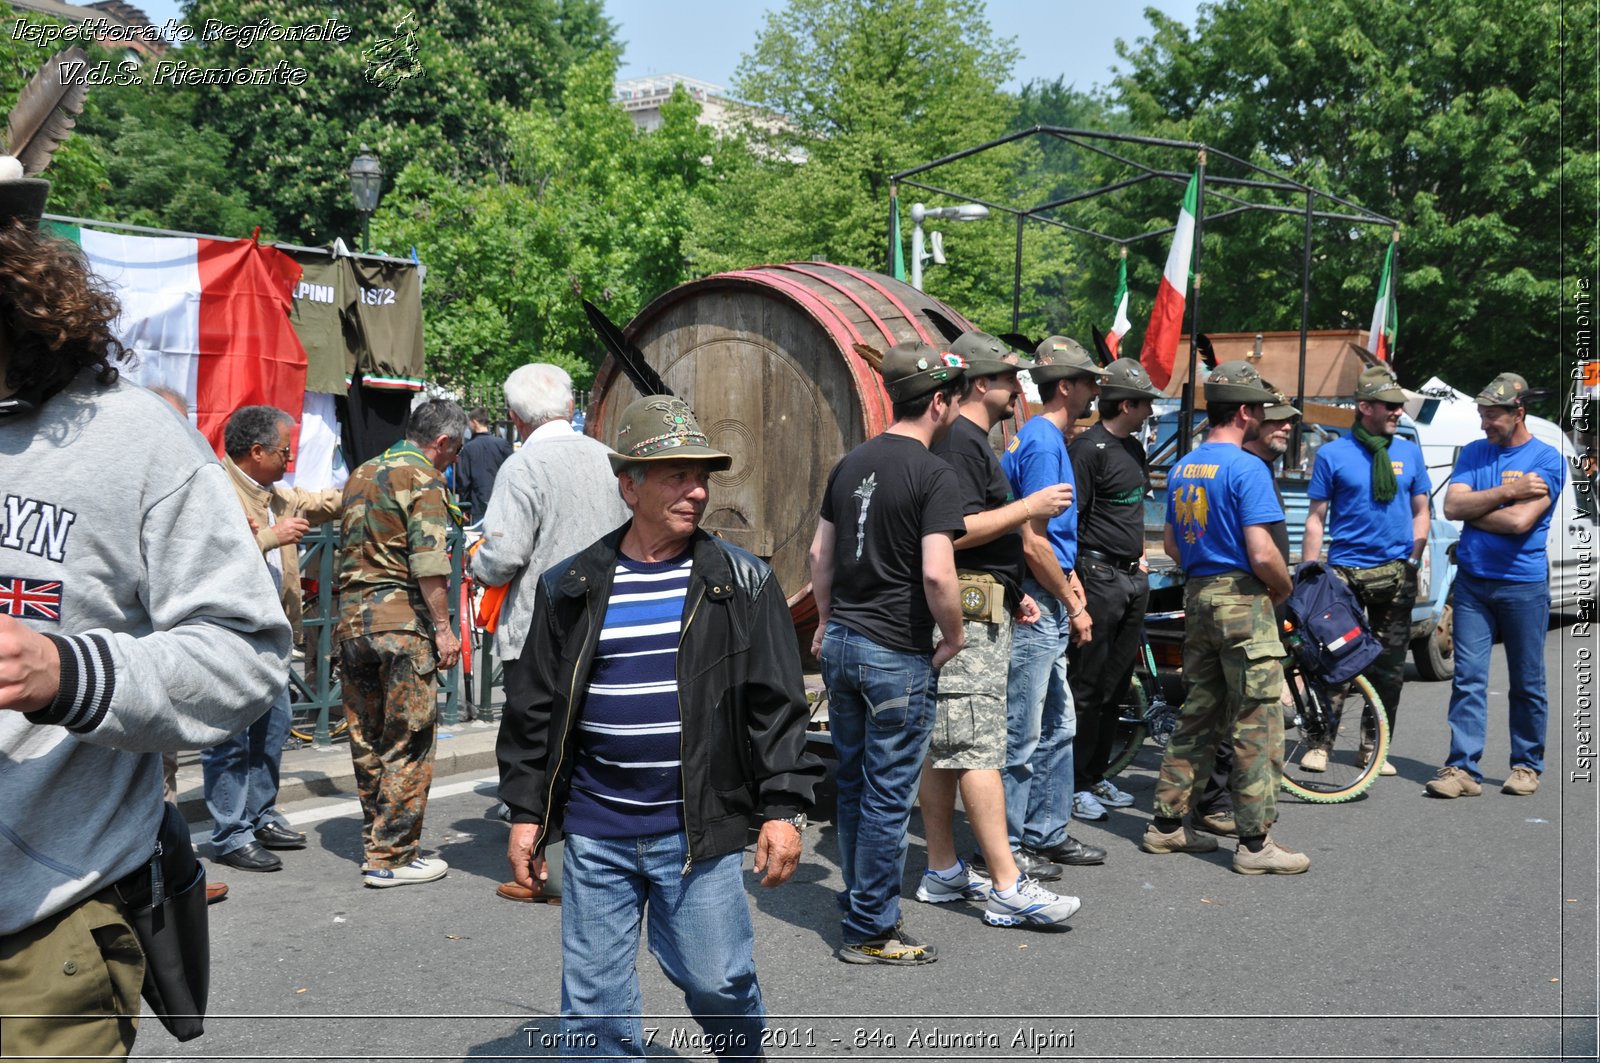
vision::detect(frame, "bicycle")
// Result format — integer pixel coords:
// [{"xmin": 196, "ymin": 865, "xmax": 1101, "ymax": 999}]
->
[
  {"xmin": 1278, "ymin": 617, "xmax": 1389, "ymax": 803},
  {"xmin": 1101, "ymin": 615, "xmax": 1181, "ymax": 779},
  {"xmin": 288, "ymin": 654, "xmax": 348, "ymax": 744},
  {"xmin": 289, "ymin": 571, "xmax": 348, "ymax": 744},
  {"xmin": 1103, "ymin": 611, "xmax": 1389, "ymax": 804}
]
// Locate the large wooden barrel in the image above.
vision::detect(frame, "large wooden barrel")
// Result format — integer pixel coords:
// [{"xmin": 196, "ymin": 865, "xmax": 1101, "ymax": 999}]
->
[{"xmin": 587, "ymin": 262, "xmax": 991, "ymax": 637}]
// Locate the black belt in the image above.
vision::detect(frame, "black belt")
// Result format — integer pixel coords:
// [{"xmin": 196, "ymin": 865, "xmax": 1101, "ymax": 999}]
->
[{"xmin": 1079, "ymin": 548, "xmax": 1142, "ymax": 573}]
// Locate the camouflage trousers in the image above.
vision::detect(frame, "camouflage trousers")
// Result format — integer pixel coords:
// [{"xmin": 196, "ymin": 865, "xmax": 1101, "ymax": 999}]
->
[
  {"xmin": 342, "ymin": 632, "xmax": 439, "ymax": 869},
  {"xmin": 929, "ymin": 615, "xmax": 1012, "ymax": 770},
  {"xmin": 1154, "ymin": 573, "xmax": 1286, "ymax": 837},
  {"xmin": 1328, "ymin": 558, "xmax": 1417, "ymax": 739}
]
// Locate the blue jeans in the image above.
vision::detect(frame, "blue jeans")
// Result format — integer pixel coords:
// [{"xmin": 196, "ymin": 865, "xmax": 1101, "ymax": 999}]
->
[
  {"xmin": 819, "ymin": 623, "xmax": 936, "ymax": 943},
  {"xmin": 201, "ymin": 684, "xmax": 291, "ymax": 854},
  {"xmin": 559, "ymin": 831, "xmax": 764, "ymax": 1061},
  {"xmin": 1004, "ymin": 577, "xmax": 1076, "ymax": 851},
  {"xmin": 1446, "ymin": 572, "xmax": 1551, "ymax": 779}
]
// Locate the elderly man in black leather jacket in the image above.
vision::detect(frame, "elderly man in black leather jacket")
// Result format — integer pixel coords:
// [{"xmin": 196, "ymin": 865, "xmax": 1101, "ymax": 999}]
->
[{"xmin": 498, "ymin": 394, "xmax": 823, "ymax": 1062}]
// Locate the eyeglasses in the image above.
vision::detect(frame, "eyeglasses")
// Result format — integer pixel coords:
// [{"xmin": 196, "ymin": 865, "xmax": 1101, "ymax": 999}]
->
[{"xmin": 260, "ymin": 444, "xmax": 292, "ymax": 461}]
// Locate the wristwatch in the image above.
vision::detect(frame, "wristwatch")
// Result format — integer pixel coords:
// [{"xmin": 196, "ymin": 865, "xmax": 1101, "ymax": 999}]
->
[{"xmin": 766, "ymin": 812, "xmax": 808, "ymax": 833}]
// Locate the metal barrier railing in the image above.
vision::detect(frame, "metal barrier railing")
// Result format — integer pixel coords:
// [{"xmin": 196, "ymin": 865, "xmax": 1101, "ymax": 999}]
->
[{"xmin": 290, "ymin": 524, "xmax": 500, "ymax": 745}]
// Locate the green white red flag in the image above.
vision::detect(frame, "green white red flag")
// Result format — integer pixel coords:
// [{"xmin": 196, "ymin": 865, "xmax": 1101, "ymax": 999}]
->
[
  {"xmin": 1139, "ymin": 171, "xmax": 1198, "ymax": 389},
  {"xmin": 1106, "ymin": 254, "xmax": 1131, "ymax": 357},
  {"xmin": 890, "ymin": 195, "xmax": 907, "ymax": 283},
  {"xmin": 49, "ymin": 223, "xmax": 308, "ymax": 457},
  {"xmin": 1367, "ymin": 238, "xmax": 1398, "ymax": 363}
]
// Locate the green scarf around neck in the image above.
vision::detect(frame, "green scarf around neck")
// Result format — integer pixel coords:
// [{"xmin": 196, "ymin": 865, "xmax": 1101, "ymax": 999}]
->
[{"xmin": 1352, "ymin": 421, "xmax": 1398, "ymax": 504}]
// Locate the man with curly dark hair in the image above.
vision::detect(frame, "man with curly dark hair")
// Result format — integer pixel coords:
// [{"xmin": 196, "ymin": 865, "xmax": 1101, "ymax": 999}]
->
[{"xmin": 0, "ymin": 171, "xmax": 290, "ymax": 1057}]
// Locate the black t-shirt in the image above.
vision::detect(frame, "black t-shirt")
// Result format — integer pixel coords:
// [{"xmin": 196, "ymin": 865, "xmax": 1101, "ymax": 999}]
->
[
  {"xmin": 930, "ymin": 414, "xmax": 1024, "ymax": 606},
  {"xmin": 1068, "ymin": 422, "xmax": 1150, "ymax": 560},
  {"xmin": 820, "ymin": 433, "xmax": 966, "ymax": 653}
]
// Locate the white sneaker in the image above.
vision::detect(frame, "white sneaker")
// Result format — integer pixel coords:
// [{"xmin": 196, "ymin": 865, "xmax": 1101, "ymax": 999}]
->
[
  {"xmin": 914, "ymin": 860, "xmax": 991, "ymax": 903},
  {"xmin": 983, "ymin": 877, "xmax": 1081, "ymax": 927},
  {"xmin": 364, "ymin": 857, "xmax": 449, "ymax": 888}
]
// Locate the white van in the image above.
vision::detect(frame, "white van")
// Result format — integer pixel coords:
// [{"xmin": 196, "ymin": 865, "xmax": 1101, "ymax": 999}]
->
[{"xmin": 1408, "ymin": 377, "xmax": 1597, "ymax": 611}]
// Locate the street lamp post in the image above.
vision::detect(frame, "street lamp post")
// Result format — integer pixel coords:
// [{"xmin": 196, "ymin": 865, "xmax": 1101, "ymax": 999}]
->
[
  {"xmin": 909, "ymin": 202, "xmax": 990, "ymax": 291},
  {"xmin": 347, "ymin": 146, "xmax": 384, "ymax": 253}
]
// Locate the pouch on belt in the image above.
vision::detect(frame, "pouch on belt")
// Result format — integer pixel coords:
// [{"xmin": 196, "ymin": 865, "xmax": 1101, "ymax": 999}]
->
[{"xmin": 957, "ymin": 570, "xmax": 1008, "ymax": 624}]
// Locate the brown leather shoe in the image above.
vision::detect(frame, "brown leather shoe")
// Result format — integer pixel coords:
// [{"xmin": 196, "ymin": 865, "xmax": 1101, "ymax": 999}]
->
[
  {"xmin": 497, "ymin": 880, "xmax": 559, "ymax": 905},
  {"xmin": 206, "ymin": 882, "xmax": 229, "ymax": 904}
]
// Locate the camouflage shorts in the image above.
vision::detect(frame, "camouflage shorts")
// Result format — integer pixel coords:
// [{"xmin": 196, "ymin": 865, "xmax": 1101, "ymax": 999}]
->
[{"xmin": 929, "ymin": 616, "xmax": 1012, "ymax": 770}]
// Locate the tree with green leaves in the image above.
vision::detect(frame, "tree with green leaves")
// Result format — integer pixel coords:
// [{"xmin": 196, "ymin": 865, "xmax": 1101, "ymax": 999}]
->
[
  {"xmin": 688, "ymin": 0, "xmax": 1076, "ymax": 341},
  {"xmin": 1100, "ymin": 0, "xmax": 1573, "ymax": 400},
  {"xmin": 174, "ymin": 0, "xmax": 615, "ymax": 243},
  {"xmin": 375, "ymin": 52, "xmax": 719, "ymax": 389},
  {"xmin": 73, "ymin": 78, "xmax": 261, "ymax": 234},
  {"xmin": 1009, "ymin": 76, "xmax": 1130, "ymax": 339}
]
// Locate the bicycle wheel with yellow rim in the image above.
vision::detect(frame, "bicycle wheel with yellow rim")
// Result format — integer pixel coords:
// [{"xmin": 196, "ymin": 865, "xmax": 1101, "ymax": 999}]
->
[
  {"xmin": 288, "ymin": 706, "xmax": 349, "ymax": 743},
  {"xmin": 1280, "ymin": 674, "xmax": 1389, "ymax": 804}
]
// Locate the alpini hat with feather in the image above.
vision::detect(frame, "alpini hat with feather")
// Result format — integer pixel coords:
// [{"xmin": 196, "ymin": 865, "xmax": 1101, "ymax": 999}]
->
[
  {"xmin": 1, "ymin": 48, "xmax": 89, "ymax": 227},
  {"xmin": 877, "ymin": 339, "xmax": 967, "ymax": 401},
  {"xmin": 1031, "ymin": 335, "xmax": 1110, "ymax": 384},
  {"xmin": 1098, "ymin": 358, "xmax": 1164, "ymax": 401},
  {"xmin": 947, "ymin": 331, "xmax": 1017, "ymax": 379},
  {"xmin": 608, "ymin": 394, "xmax": 733, "ymax": 474},
  {"xmin": 1203, "ymin": 360, "xmax": 1275, "ymax": 404}
]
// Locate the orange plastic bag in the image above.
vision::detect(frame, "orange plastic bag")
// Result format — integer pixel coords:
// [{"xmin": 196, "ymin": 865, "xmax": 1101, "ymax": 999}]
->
[{"xmin": 475, "ymin": 582, "xmax": 509, "ymax": 634}]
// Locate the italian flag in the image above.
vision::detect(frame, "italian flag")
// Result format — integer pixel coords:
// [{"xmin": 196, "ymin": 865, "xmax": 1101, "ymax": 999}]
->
[
  {"xmin": 50, "ymin": 224, "xmax": 309, "ymax": 456},
  {"xmin": 1367, "ymin": 237, "xmax": 1398, "ymax": 363},
  {"xmin": 1106, "ymin": 253, "xmax": 1132, "ymax": 357},
  {"xmin": 1139, "ymin": 171, "xmax": 1198, "ymax": 390}
]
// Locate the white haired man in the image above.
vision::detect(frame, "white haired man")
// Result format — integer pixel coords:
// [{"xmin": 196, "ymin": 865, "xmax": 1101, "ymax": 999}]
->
[
  {"xmin": 474, "ymin": 364, "xmax": 630, "ymax": 708},
  {"xmin": 475, "ymin": 364, "xmax": 629, "ymax": 899}
]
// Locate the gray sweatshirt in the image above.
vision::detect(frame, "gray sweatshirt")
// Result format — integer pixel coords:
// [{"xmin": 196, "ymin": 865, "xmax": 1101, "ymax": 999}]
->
[
  {"xmin": 0, "ymin": 376, "xmax": 291, "ymax": 935},
  {"xmin": 470, "ymin": 422, "xmax": 630, "ymax": 659}
]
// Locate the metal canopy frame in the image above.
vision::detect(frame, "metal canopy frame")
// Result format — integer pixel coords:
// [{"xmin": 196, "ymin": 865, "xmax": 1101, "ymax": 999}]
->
[
  {"xmin": 41, "ymin": 212, "xmax": 419, "ymax": 267},
  {"xmin": 889, "ymin": 126, "xmax": 1401, "ymax": 457}
]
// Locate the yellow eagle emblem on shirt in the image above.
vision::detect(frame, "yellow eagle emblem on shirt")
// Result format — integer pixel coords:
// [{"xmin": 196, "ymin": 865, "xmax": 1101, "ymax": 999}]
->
[{"xmin": 1174, "ymin": 484, "xmax": 1210, "ymax": 543}]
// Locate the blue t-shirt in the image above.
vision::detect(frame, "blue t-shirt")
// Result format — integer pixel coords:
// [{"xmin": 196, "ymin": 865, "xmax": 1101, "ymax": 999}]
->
[
  {"xmin": 1166, "ymin": 441, "xmax": 1284, "ymax": 576},
  {"xmin": 1308, "ymin": 435, "xmax": 1432, "ymax": 568},
  {"xmin": 1001, "ymin": 416, "xmax": 1078, "ymax": 572},
  {"xmin": 1449, "ymin": 436, "xmax": 1567, "ymax": 582}
]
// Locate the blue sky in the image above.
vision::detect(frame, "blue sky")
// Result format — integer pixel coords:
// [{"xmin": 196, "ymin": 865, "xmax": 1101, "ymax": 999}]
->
[{"xmin": 125, "ymin": 1, "xmax": 1202, "ymax": 93}]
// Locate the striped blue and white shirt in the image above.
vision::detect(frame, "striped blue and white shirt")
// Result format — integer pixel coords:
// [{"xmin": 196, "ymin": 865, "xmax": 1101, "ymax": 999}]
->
[{"xmin": 562, "ymin": 549, "xmax": 692, "ymax": 840}]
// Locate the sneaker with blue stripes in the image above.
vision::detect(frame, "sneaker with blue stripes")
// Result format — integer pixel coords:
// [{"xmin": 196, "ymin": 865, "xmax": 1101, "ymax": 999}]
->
[
  {"xmin": 363, "ymin": 856, "xmax": 449, "ymax": 888},
  {"xmin": 1089, "ymin": 778, "xmax": 1136, "ymax": 808},
  {"xmin": 914, "ymin": 859, "xmax": 991, "ymax": 903},
  {"xmin": 983, "ymin": 877, "xmax": 1081, "ymax": 927}
]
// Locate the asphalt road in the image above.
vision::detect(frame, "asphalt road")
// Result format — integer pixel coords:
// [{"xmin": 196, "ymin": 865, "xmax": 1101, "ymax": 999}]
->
[{"xmin": 134, "ymin": 617, "xmax": 1598, "ymax": 1062}]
